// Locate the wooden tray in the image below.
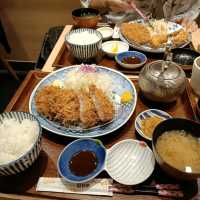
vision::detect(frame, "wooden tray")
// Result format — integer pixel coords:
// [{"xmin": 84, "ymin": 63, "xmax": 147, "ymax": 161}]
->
[
  {"xmin": 54, "ymin": 48, "xmax": 164, "ymax": 75},
  {"xmin": 1, "ymin": 70, "xmax": 199, "ymax": 200},
  {"xmin": 42, "ymin": 25, "xmax": 193, "ymax": 74}
]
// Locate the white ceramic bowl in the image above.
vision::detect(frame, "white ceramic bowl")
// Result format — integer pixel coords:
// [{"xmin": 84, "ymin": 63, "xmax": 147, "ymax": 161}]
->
[
  {"xmin": 96, "ymin": 27, "xmax": 113, "ymax": 40},
  {"xmin": 101, "ymin": 40, "xmax": 129, "ymax": 58},
  {"xmin": 106, "ymin": 139, "xmax": 155, "ymax": 185},
  {"xmin": 65, "ymin": 28, "xmax": 102, "ymax": 61},
  {"xmin": 135, "ymin": 109, "xmax": 172, "ymax": 141}
]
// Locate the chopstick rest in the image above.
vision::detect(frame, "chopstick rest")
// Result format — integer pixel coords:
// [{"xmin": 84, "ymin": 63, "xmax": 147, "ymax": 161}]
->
[{"xmin": 36, "ymin": 177, "xmax": 113, "ymax": 196}]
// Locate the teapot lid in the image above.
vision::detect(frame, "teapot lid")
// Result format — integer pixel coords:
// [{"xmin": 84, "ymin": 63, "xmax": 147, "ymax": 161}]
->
[{"xmin": 148, "ymin": 60, "xmax": 182, "ymax": 80}]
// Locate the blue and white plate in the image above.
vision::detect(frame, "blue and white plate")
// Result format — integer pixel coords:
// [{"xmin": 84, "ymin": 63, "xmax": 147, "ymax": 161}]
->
[
  {"xmin": 135, "ymin": 109, "xmax": 172, "ymax": 141},
  {"xmin": 29, "ymin": 65, "xmax": 137, "ymax": 138},
  {"xmin": 119, "ymin": 19, "xmax": 190, "ymax": 53}
]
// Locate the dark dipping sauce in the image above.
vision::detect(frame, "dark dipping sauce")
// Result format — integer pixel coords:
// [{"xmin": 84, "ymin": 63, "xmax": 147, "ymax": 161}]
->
[
  {"xmin": 69, "ymin": 151, "xmax": 98, "ymax": 176},
  {"xmin": 122, "ymin": 56, "xmax": 141, "ymax": 64}
]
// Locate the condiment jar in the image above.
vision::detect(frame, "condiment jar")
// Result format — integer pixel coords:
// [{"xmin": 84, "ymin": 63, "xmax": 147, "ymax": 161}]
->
[{"xmin": 138, "ymin": 60, "xmax": 186, "ymax": 103}]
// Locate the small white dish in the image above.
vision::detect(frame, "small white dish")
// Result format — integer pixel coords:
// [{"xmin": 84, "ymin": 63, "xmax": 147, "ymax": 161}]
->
[
  {"xmin": 106, "ymin": 139, "xmax": 155, "ymax": 185},
  {"xmin": 96, "ymin": 27, "xmax": 113, "ymax": 40},
  {"xmin": 135, "ymin": 109, "xmax": 172, "ymax": 141},
  {"xmin": 101, "ymin": 40, "xmax": 129, "ymax": 58}
]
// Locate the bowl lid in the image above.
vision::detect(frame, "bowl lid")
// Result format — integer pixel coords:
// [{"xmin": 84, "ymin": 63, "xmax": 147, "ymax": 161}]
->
[
  {"xmin": 105, "ymin": 139, "xmax": 155, "ymax": 185},
  {"xmin": 148, "ymin": 60, "xmax": 182, "ymax": 80}
]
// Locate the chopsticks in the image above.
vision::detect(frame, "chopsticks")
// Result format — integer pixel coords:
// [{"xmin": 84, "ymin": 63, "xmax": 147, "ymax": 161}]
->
[
  {"xmin": 129, "ymin": 2, "xmax": 154, "ymax": 29},
  {"xmin": 109, "ymin": 183, "xmax": 184, "ymax": 198},
  {"xmin": 130, "ymin": 2, "xmax": 148, "ymax": 21}
]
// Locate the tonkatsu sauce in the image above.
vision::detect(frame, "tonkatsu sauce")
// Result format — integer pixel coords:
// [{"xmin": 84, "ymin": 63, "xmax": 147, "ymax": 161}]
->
[
  {"xmin": 122, "ymin": 56, "xmax": 141, "ymax": 64},
  {"xmin": 69, "ymin": 151, "xmax": 98, "ymax": 176}
]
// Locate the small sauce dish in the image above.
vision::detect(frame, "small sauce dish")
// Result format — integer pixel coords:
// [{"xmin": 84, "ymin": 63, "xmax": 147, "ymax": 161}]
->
[
  {"xmin": 101, "ymin": 40, "xmax": 129, "ymax": 58},
  {"xmin": 135, "ymin": 109, "xmax": 172, "ymax": 141},
  {"xmin": 57, "ymin": 139, "xmax": 106, "ymax": 183},
  {"xmin": 57, "ymin": 138, "xmax": 155, "ymax": 185},
  {"xmin": 96, "ymin": 27, "xmax": 114, "ymax": 40},
  {"xmin": 115, "ymin": 51, "xmax": 147, "ymax": 69}
]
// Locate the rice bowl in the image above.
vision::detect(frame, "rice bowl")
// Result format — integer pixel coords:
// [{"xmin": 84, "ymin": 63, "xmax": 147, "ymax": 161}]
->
[
  {"xmin": 0, "ymin": 112, "xmax": 42, "ymax": 176},
  {"xmin": 65, "ymin": 28, "xmax": 102, "ymax": 60}
]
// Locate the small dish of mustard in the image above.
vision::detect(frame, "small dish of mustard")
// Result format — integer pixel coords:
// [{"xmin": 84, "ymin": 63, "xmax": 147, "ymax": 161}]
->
[{"xmin": 135, "ymin": 109, "xmax": 172, "ymax": 141}]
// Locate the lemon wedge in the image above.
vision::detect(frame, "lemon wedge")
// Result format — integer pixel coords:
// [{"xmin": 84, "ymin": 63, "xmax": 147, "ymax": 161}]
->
[
  {"xmin": 111, "ymin": 42, "xmax": 118, "ymax": 53},
  {"xmin": 121, "ymin": 91, "xmax": 132, "ymax": 103}
]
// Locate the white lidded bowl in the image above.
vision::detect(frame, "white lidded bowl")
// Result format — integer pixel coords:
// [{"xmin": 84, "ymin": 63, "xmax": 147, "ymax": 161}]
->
[
  {"xmin": 102, "ymin": 40, "xmax": 129, "ymax": 58},
  {"xmin": 65, "ymin": 28, "xmax": 102, "ymax": 61},
  {"xmin": 106, "ymin": 139, "xmax": 155, "ymax": 185},
  {"xmin": 0, "ymin": 112, "xmax": 42, "ymax": 176}
]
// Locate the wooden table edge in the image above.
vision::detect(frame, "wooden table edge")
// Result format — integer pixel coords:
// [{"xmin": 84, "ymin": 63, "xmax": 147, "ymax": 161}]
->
[
  {"xmin": 0, "ymin": 192, "xmax": 76, "ymax": 200},
  {"xmin": 42, "ymin": 25, "xmax": 73, "ymax": 72}
]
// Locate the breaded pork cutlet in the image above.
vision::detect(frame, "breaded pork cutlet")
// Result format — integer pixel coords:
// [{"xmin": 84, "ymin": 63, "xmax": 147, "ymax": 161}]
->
[
  {"xmin": 54, "ymin": 89, "xmax": 80, "ymax": 126},
  {"xmin": 150, "ymin": 34, "xmax": 167, "ymax": 48},
  {"xmin": 35, "ymin": 85, "xmax": 80, "ymax": 126},
  {"xmin": 35, "ymin": 86, "xmax": 60, "ymax": 120},
  {"xmin": 172, "ymin": 29, "xmax": 188, "ymax": 46},
  {"xmin": 121, "ymin": 23, "xmax": 150, "ymax": 45},
  {"xmin": 78, "ymin": 89, "xmax": 99, "ymax": 128},
  {"xmin": 89, "ymin": 85, "xmax": 114, "ymax": 123}
]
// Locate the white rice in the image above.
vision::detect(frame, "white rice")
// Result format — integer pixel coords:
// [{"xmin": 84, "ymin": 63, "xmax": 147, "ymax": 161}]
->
[
  {"xmin": 0, "ymin": 118, "xmax": 39, "ymax": 165},
  {"xmin": 68, "ymin": 30, "xmax": 100, "ymax": 45}
]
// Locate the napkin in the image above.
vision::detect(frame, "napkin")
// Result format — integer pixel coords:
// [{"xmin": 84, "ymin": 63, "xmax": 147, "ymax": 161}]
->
[{"xmin": 36, "ymin": 177, "xmax": 113, "ymax": 196}]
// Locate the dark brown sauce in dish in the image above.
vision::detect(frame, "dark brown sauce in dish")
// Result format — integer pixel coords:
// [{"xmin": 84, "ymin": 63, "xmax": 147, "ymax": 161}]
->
[
  {"xmin": 122, "ymin": 56, "xmax": 141, "ymax": 64},
  {"xmin": 69, "ymin": 151, "xmax": 98, "ymax": 176}
]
